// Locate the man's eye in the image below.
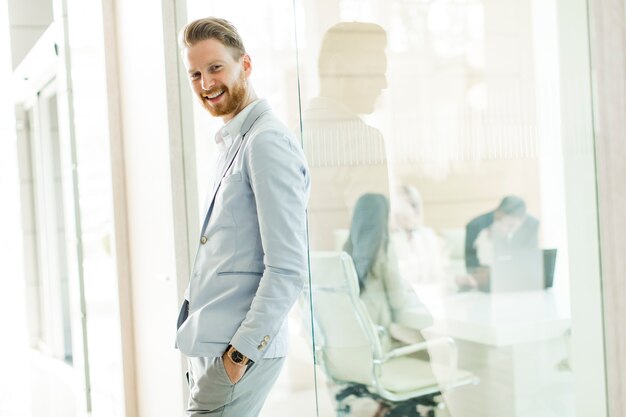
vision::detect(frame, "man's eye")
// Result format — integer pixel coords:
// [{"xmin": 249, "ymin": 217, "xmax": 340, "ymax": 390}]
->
[
  {"xmin": 209, "ymin": 65, "xmax": 222, "ymax": 72},
  {"xmin": 190, "ymin": 73, "xmax": 200, "ymax": 80}
]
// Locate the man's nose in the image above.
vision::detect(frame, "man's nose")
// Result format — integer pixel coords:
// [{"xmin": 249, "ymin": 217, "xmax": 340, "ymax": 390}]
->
[{"xmin": 201, "ymin": 75, "xmax": 214, "ymax": 91}]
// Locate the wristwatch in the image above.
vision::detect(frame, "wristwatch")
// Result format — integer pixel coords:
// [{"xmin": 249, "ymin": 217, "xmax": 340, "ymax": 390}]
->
[{"xmin": 226, "ymin": 345, "xmax": 252, "ymax": 366}]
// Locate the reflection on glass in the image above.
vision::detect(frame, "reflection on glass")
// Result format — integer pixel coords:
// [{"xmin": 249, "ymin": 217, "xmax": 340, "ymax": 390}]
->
[
  {"xmin": 460, "ymin": 195, "xmax": 543, "ymax": 292},
  {"xmin": 303, "ymin": 22, "xmax": 389, "ymax": 251},
  {"xmin": 181, "ymin": 0, "xmax": 605, "ymax": 416},
  {"xmin": 306, "ymin": 193, "xmax": 476, "ymax": 417},
  {"xmin": 302, "ymin": 20, "xmax": 477, "ymax": 417},
  {"xmin": 299, "ymin": 0, "xmax": 604, "ymax": 415},
  {"xmin": 391, "ymin": 185, "xmax": 449, "ymax": 286},
  {"xmin": 344, "ymin": 193, "xmax": 433, "ymax": 346}
]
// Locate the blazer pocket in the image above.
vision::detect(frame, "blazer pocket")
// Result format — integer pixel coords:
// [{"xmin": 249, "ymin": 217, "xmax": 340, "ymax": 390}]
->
[
  {"xmin": 222, "ymin": 172, "xmax": 242, "ymax": 184},
  {"xmin": 217, "ymin": 271, "xmax": 263, "ymax": 277}
]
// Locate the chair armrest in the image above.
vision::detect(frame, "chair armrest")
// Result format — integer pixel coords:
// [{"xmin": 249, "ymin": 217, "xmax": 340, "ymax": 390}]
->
[
  {"xmin": 380, "ymin": 337, "xmax": 456, "ymax": 361},
  {"xmin": 376, "ymin": 340, "xmax": 429, "ymax": 363},
  {"xmin": 376, "ymin": 325, "xmax": 389, "ymax": 342},
  {"xmin": 375, "ymin": 336, "xmax": 459, "ymax": 378}
]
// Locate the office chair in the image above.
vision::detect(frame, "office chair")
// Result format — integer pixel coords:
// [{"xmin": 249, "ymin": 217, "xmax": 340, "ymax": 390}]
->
[{"xmin": 303, "ymin": 251, "xmax": 478, "ymax": 417}]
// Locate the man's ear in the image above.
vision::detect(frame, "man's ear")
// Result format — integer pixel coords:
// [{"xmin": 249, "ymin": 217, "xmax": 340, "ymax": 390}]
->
[{"xmin": 242, "ymin": 54, "xmax": 252, "ymax": 76}]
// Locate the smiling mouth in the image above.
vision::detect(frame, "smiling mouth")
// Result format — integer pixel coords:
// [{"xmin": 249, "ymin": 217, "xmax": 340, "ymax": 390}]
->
[{"xmin": 204, "ymin": 89, "xmax": 225, "ymax": 102}]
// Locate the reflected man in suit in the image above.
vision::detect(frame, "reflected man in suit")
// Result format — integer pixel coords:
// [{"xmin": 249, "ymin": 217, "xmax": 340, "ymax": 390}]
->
[
  {"xmin": 176, "ymin": 17, "xmax": 310, "ymax": 417},
  {"xmin": 303, "ymin": 22, "xmax": 389, "ymax": 250}
]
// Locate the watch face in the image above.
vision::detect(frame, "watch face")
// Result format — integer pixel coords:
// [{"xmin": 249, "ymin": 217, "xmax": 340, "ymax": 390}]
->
[{"xmin": 231, "ymin": 349, "xmax": 244, "ymax": 363}]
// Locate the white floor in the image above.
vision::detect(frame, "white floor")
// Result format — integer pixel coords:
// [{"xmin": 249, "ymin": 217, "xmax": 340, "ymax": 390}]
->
[{"xmin": 0, "ymin": 210, "xmax": 33, "ymax": 417}]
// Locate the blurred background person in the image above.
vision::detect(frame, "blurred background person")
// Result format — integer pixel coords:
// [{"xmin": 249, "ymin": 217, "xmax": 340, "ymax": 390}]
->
[
  {"xmin": 344, "ymin": 193, "xmax": 433, "ymax": 348},
  {"xmin": 343, "ymin": 193, "xmax": 437, "ymax": 417},
  {"xmin": 458, "ymin": 195, "xmax": 540, "ymax": 291},
  {"xmin": 391, "ymin": 185, "xmax": 450, "ymax": 286}
]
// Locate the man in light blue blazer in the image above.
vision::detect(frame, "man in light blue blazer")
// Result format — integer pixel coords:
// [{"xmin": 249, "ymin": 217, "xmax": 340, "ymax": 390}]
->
[{"xmin": 175, "ymin": 17, "xmax": 310, "ymax": 417}]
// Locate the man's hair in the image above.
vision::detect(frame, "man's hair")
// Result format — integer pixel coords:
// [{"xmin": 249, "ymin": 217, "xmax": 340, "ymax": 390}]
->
[
  {"xmin": 496, "ymin": 195, "xmax": 527, "ymax": 218},
  {"xmin": 179, "ymin": 17, "xmax": 246, "ymax": 59}
]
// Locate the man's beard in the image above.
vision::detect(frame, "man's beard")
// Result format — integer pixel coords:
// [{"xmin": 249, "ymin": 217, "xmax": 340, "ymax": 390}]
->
[{"xmin": 203, "ymin": 71, "xmax": 248, "ymax": 118}]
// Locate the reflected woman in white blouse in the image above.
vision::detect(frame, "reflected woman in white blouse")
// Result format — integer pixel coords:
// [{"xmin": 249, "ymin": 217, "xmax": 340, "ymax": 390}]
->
[{"xmin": 391, "ymin": 185, "xmax": 449, "ymax": 286}]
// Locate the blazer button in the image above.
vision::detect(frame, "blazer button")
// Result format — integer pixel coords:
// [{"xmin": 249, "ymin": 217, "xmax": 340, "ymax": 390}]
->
[
  {"xmin": 263, "ymin": 335, "xmax": 270, "ymax": 342},
  {"xmin": 200, "ymin": 236, "xmax": 208, "ymax": 244}
]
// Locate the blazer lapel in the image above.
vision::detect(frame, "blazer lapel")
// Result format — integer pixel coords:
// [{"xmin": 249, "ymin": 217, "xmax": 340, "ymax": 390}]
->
[{"xmin": 200, "ymin": 100, "xmax": 272, "ymax": 236}]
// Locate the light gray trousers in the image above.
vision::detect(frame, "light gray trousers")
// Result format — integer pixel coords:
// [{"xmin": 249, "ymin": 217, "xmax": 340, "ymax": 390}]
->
[{"xmin": 186, "ymin": 355, "xmax": 285, "ymax": 417}]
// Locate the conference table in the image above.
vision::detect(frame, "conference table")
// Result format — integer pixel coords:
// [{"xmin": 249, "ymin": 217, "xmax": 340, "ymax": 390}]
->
[{"xmin": 417, "ymin": 285, "xmax": 574, "ymax": 417}]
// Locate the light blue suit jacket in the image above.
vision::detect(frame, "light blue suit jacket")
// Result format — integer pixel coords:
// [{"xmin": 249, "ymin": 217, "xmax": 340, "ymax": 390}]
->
[{"xmin": 176, "ymin": 100, "xmax": 310, "ymax": 362}]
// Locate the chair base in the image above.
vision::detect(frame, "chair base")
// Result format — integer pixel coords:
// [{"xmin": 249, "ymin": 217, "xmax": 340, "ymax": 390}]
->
[{"xmin": 335, "ymin": 384, "xmax": 441, "ymax": 417}]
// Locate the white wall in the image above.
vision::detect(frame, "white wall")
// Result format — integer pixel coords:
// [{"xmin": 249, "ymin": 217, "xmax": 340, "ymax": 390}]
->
[{"xmin": 107, "ymin": 0, "xmax": 185, "ymax": 415}]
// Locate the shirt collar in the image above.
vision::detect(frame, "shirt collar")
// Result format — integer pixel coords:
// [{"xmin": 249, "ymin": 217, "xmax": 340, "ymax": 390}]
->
[{"xmin": 214, "ymin": 99, "xmax": 262, "ymax": 152}]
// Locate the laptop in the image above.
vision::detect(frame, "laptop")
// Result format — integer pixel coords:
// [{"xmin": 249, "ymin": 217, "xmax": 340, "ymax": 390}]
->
[{"xmin": 489, "ymin": 248, "xmax": 558, "ymax": 293}]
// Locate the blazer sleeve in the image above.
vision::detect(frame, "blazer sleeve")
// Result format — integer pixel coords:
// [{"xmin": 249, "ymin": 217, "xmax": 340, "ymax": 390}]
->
[{"xmin": 229, "ymin": 128, "xmax": 311, "ymax": 362}]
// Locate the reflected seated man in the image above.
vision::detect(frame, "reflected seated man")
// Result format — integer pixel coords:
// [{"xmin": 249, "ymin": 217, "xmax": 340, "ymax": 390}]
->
[{"xmin": 458, "ymin": 195, "xmax": 540, "ymax": 292}]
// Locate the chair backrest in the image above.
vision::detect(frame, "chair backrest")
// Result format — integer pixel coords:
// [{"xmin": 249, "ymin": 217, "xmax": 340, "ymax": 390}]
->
[{"xmin": 304, "ymin": 251, "xmax": 383, "ymax": 386}]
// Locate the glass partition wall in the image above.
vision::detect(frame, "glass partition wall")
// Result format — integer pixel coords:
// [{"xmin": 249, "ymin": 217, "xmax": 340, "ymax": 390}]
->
[
  {"xmin": 181, "ymin": 1, "xmax": 606, "ymax": 416},
  {"xmin": 298, "ymin": 1, "xmax": 606, "ymax": 416}
]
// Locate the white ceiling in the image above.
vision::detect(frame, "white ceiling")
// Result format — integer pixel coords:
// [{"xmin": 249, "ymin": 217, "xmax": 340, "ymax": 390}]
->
[{"xmin": 7, "ymin": 0, "xmax": 53, "ymax": 69}]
